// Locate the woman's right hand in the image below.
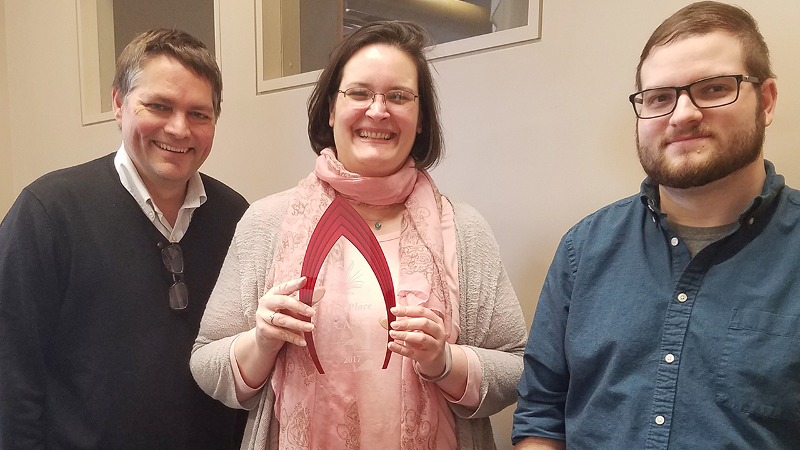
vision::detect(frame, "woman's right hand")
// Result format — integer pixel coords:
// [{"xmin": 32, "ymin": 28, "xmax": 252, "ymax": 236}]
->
[
  {"xmin": 234, "ymin": 277, "xmax": 320, "ymax": 390},
  {"xmin": 254, "ymin": 276, "xmax": 317, "ymax": 350}
]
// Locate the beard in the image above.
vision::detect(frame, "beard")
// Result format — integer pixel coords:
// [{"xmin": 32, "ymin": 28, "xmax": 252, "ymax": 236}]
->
[{"xmin": 636, "ymin": 108, "xmax": 765, "ymax": 189}]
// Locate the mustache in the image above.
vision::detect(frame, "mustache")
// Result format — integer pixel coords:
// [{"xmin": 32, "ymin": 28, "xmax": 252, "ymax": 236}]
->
[{"xmin": 661, "ymin": 125, "xmax": 713, "ymax": 146}]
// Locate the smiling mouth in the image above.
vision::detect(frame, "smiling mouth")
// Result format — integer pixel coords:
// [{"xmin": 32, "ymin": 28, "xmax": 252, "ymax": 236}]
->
[
  {"xmin": 358, "ymin": 130, "xmax": 393, "ymax": 140},
  {"xmin": 154, "ymin": 141, "xmax": 190, "ymax": 153}
]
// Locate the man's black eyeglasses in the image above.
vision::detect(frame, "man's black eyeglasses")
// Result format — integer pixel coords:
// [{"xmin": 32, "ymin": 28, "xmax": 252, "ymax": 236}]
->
[
  {"xmin": 160, "ymin": 242, "xmax": 188, "ymax": 310},
  {"xmin": 629, "ymin": 74, "xmax": 761, "ymax": 119}
]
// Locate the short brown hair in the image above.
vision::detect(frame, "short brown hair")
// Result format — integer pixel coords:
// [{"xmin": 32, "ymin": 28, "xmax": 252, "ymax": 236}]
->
[
  {"xmin": 112, "ymin": 28, "xmax": 222, "ymax": 119},
  {"xmin": 635, "ymin": 1, "xmax": 774, "ymax": 90},
  {"xmin": 307, "ymin": 21, "xmax": 444, "ymax": 170}
]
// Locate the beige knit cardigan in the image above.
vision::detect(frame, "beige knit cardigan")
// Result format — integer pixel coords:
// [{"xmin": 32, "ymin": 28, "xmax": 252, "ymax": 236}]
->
[{"xmin": 191, "ymin": 188, "xmax": 528, "ymax": 450}]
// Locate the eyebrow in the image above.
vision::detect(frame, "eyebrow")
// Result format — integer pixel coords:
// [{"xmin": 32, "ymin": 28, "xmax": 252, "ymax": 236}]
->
[
  {"xmin": 141, "ymin": 95, "xmax": 214, "ymax": 114},
  {"xmin": 642, "ymin": 73, "xmax": 734, "ymax": 90},
  {"xmin": 343, "ymin": 82, "xmax": 417, "ymax": 93}
]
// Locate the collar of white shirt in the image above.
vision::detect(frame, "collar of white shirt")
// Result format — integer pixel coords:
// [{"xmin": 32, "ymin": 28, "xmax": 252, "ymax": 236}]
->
[{"xmin": 114, "ymin": 144, "xmax": 207, "ymax": 242}]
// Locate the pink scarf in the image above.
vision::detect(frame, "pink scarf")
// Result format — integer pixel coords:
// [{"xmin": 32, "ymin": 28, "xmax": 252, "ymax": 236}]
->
[{"xmin": 267, "ymin": 148, "xmax": 455, "ymax": 449}]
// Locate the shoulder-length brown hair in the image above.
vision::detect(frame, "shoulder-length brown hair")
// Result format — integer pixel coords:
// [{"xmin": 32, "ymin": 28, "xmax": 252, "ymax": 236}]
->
[{"xmin": 307, "ymin": 21, "xmax": 444, "ymax": 170}]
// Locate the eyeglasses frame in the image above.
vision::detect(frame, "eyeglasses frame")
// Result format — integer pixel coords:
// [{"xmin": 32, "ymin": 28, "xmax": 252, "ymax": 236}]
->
[
  {"xmin": 336, "ymin": 87, "xmax": 420, "ymax": 110},
  {"xmin": 159, "ymin": 242, "xmax": 188, "ymax": 311},
  {"xmin": 629, "ymin": 74, "xmax": 762, "ymax": 119}
]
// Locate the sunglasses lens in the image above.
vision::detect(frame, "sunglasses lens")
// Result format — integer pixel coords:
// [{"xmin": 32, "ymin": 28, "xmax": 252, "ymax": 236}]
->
[
  {"xmin": 161, "ymin": 243, "xmax": 187, "ymax": 310},
  {"xmin": 169, "ymin": 281, "xmax": 189, "ymax": 310},
  {"xmin": 161, "ymin": 244, "xmax": 184, "ymax": 273}
]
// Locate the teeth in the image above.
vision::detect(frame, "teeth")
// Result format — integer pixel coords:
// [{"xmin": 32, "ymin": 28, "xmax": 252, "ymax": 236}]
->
[
  {"xmin": 358, "ymin": 131, "xmax": 392, "ymax": 140},
  {"xmin": 154, "ymin": 141, "xmax": 189, "ymax": 153}
]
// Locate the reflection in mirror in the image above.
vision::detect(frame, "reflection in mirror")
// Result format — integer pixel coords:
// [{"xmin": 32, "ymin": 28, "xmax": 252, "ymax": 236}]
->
[{"xmin": 260, "ymin": 0, "xmax": 532, "ymax": 83}]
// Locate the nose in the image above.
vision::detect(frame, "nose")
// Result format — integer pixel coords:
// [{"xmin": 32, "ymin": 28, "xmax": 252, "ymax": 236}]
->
[
  {"xmin": 669, "ymin": 91, "xmax": 702, "ymax": 126},
  {"xmin": 365, "ymin": 94, "xmax": 390, "ymax": 120},
  {"xmin": 164, "ymin": 113, "xmax": 190, "ymax": 138}
]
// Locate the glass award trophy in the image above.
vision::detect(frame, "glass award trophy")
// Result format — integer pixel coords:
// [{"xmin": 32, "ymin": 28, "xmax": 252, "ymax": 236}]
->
[{"xmin": 298, "ymin": 195, "xmax": 396, "ymax": 374}]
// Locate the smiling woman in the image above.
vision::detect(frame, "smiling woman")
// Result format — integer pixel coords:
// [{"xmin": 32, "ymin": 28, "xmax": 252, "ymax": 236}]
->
[
  {"xmin": 329, "ymin": 44, "xmax": 421, "ymax": 177},
  {"xmin": 191, "ymin": 20, "xmax": 528, "ymax": 450}
]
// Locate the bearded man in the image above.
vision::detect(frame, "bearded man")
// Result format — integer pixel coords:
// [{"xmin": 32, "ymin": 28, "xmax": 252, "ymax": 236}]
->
[{"xmin": 512, "ymin": 2, "xmax": 799, "ymax": 449}]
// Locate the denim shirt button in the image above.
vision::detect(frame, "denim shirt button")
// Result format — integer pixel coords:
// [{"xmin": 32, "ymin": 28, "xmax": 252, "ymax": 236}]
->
[
  {"xmin": 670, "ymin": 237, "xmax": 679, "ymax": 246},
  {"xmin": 655, "ymin": 415, "xmax": 666, "ymax": 425},
  {"xmin": 749, "ymin": 217, "xmax": 755, "ymax": 225},
  {"xmin": 677, "ymin": 293, "xmax": 688, "ymax": 303},
  {"xmin": 665, "ymin": 353, "xmax": 675, "ymax": 363}
]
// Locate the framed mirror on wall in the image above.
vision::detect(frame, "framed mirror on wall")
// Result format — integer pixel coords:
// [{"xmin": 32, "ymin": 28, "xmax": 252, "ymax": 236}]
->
[
  {"xmin": 76, "ymin": 0, "xmax": 219, "ymax": 125},
  {"xmin": 256, "ymin": 0, "xmax": 542, "ymax": 94}
]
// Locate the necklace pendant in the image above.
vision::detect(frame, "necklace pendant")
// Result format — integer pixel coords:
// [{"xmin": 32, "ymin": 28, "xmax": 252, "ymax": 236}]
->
[{"xmin": 374, "ymin": 221, "xmax": 382, "ymax": 230}]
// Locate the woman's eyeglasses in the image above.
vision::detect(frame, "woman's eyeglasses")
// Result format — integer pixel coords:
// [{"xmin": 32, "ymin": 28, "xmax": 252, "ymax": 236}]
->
[
  {"xmin": 337, "ymin": 87, "xmax": 419, "ymax": 111},
  {"xmin": 160, "ymin": 242, "xmax": 188, "ymax": 310}
]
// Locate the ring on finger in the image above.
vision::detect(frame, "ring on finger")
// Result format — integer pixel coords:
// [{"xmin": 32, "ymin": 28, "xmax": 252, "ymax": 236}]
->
[{"xmin": 269, "ymin": 311, "xmax": 277, "ymax": 325}]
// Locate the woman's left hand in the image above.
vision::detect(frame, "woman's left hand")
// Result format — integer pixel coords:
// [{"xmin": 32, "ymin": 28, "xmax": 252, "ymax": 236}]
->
[{"xmin": 387, "ymin": 305, "xmax": 448, "ymax": 378}]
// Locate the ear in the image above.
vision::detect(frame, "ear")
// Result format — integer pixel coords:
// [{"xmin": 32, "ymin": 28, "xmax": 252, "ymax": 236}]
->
[
  {"xmin": 112, "ymin": 89, "xmax": 124, "ymax": 125},
  {"xmin": 759, "ymin": 78, "xmax": 778, "ymax": 127},
  {"xmin": 328, "ymin": 100, "xmax": 336, "ymax": 128}
]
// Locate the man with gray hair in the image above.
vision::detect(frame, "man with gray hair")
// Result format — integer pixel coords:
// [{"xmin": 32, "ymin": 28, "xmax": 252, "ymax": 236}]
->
[
  {"xmin": 513, "ymin": 2, "xmax": 799, "ymax": 449},
  {"xmin": 0, "ymin": 29, "xmax": 248, "ymax": 448}
]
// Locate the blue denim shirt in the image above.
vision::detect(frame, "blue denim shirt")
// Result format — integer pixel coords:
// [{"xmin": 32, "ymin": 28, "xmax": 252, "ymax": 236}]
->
[{"xmin": 513, "ymin": 161, "xmax": 800, "ymax": 449}]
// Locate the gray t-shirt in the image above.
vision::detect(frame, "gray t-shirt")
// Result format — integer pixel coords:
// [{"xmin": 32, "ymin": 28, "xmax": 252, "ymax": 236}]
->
[{"xmin": 667, "ymin": 220, "xmax": 735, "ymax": 257}]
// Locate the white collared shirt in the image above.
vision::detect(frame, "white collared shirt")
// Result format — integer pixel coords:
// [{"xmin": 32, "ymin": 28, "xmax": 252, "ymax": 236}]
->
[{"xmin": 114, "ymin": 144, "xmax": 206, "ymax": 242}]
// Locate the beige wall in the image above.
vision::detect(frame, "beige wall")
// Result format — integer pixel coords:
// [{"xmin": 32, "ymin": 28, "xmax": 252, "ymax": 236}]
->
[
  {"xmin": 4, "ymin": 0, "xmax": 121, "ymax": 207},
  {"xmin": 3, "ymin": 1, "xmax": 800, "ymax": 448},
  {"xmin": 0, "ymin": 0, "xmax": 12, "ymax": 213}
]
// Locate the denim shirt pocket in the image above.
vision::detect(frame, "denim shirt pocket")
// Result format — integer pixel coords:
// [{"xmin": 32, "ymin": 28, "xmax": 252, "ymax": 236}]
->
[{"xmin": 715, "ymin": 308, "xmax": 800, "ymax": 422}]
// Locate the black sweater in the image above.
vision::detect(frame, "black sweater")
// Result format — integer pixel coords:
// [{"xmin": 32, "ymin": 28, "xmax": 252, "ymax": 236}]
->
[{"xmin": 0, "ymin": 154, "xmax": 249, "ymax": 449}]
